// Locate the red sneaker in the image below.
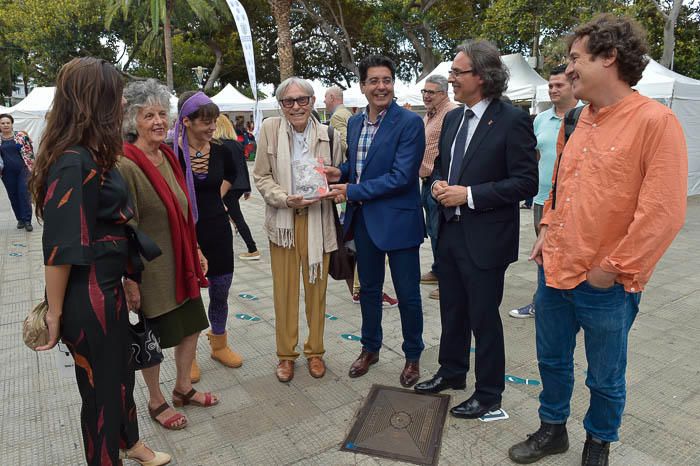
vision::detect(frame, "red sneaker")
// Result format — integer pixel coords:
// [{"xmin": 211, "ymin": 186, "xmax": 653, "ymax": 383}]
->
[{"xmin": 382, "ymin": 293, "xmax": 398, "ymax": 308}]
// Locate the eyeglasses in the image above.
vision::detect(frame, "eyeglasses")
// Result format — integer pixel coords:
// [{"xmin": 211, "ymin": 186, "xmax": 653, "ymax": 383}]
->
[
  {"xmin": 279, "ymin": 96, "xmax": 312, "ymax": 108},
  {"xmin": 363, "ymin": 77, "xmax": 394, "ymax": 86},
  {"xmin": 448, "ymin": 68, "xmax": 474, "ymax": 77},
  {"xmin": 420, "ymin": 89, "xmax": 445, "ymax": 96}
]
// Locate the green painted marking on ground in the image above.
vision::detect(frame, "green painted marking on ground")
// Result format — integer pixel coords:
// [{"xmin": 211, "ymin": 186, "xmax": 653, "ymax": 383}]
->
[
  {"xmin": 12, "ymin": 243, "xmax": 26, "ymax": 247},
  {"xmin": 235, "ymin": 313, "xmax": 261, "ymax": 322},
  {"xmin": 340, "ymin": 333, "xmax": 361, "ymax": 341},
  {"xmin": 505, "ymin": 375, "xmax": 540, "ymax": 386},
  {"xmin": 9, "ymin": 252, "xmax": 22, "ymax": 257},
  {"xmin": 325, "ymin": 313, "xmax": 338, "ymax": 320},
  {"xmin": 238, "ymin": 293, "xmax": 258, "ymax": 301}
]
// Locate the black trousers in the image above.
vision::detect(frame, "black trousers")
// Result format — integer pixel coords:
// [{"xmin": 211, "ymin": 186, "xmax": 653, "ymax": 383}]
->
[
  {"xmin": 223, "ymin": 189, "xmax": 257, "ymax": 253},
  {"xmin": 436, "ymin": 221, "xmax": 506, "ymax": 404}
]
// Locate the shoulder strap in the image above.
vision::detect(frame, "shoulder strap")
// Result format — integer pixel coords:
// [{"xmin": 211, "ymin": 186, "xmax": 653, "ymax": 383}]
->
[
  {"xmin": 327, "ymin": 123, "xmax": 334, "ymax": 154},
  {"xmin": 563, "ymin": 105, "xmax": 584, "ymax": 144}
]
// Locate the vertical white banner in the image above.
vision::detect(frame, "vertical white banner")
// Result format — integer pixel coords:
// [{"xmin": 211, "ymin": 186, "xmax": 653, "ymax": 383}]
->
[{"xmin": 225, "ymin": 0, "xmax": 262, "ymax": 137}]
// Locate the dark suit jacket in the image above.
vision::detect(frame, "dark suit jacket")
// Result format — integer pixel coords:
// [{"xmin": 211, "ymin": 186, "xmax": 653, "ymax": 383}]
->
[
  {"xmin": 432, "ymin": 98, "xmax": 538, "ymax": 269},
  {"xmin": 339, "ymin": 101, "xmax": 426, "ymax": 251}
]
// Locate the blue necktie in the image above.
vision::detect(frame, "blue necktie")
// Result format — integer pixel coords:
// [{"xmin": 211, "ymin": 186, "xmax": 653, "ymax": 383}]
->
[
  {"xmin": 445, "ymin": 109, "xmax": 474, "ymax": 220},
  {"xmin": 448, "ymin": 109, "xmax": 474, "ymax": 185}
]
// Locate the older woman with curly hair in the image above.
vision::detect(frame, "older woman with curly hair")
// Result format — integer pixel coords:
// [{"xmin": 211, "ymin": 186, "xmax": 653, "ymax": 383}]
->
[
  {"xmin": 253, "ymin": 77, "xmax": 344, "ymax": 383},
  {"xmin": 119, "ymin": 79, "xmax": 219, "ymax": 432}
]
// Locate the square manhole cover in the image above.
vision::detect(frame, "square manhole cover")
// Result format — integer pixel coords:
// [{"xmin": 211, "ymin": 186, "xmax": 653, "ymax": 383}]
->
[{"xmin": 341, "ymin": 384, "xmax": 450, "ymax": 465}]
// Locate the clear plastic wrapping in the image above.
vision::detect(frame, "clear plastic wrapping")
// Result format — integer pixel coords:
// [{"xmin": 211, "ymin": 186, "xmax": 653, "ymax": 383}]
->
[{"xmin": 292, "ymin": 157, "xmax": 329, "ymax": 199}]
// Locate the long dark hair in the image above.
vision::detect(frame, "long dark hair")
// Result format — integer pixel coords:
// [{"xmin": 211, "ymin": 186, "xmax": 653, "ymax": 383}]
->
[{"xmin": 30, "ymin": 57, "xmax": 124, "ymax": 219}]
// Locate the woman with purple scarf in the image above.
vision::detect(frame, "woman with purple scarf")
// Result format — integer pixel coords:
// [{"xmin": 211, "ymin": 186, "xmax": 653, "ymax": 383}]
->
[{"xmin": 174, "ymin": 91, "xmax": 243, "ymax": 375}]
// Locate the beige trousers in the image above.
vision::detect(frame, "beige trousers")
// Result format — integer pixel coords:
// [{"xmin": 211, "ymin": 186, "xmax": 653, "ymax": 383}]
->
[{"xmin": 269, "ymin": 209, "xmax": 330, "ymax": 360}]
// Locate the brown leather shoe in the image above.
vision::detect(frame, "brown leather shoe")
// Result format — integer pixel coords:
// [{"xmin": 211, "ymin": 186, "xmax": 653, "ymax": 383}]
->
[
  {"xmin": 308, "ymin": 357, "xmax": 326, "ymax": 378},
  {"xmin": 400, "ymin": 360, "xmax": 420, "ymax": 387},
  {"xmin": 276, "ymin": 360, "xmax": 294, "ymax": 382},
  {"xmin": 348, "ymin": 350, "xmax": 379, "ymax": 378}
]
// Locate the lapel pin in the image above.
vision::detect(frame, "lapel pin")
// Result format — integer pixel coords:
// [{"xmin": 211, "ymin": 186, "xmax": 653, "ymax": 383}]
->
[{"xmin": 488, "ymin": 120, "xmax": 494, "ymax": 126}]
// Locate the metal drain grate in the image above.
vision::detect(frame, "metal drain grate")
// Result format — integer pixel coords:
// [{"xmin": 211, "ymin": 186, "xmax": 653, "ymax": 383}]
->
[{"xmin": 341, "ymin": 384, "xmax": 450, "ymax": 465}]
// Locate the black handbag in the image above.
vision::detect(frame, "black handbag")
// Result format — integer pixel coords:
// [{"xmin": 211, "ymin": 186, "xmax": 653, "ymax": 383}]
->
[
  {"xmin": 128, "ymin": 311, "xmax": 163, "ymax": 370},
  {"xmin": 328, "ymin": 205, "xmax": 356, "ymax": 280}
]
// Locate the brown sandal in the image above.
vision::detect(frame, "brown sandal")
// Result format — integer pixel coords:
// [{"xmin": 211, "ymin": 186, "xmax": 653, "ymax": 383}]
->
[
  {"xmin": 172, "ymin": 388, "xmax": 219, "ymax": 407},
  {"xmin": 148, "ymin": 402, "xmax": 187, "ymax": 430}
]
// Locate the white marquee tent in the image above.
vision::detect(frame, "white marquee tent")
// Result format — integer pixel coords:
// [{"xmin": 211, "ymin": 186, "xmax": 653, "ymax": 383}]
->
[
  {"xmin": 211, "ymin": 83, "xmax": 256, "ymax": 112},
  {"xmin": 534, "ymin": 59, "xmax": 700, "ymax": 196}
]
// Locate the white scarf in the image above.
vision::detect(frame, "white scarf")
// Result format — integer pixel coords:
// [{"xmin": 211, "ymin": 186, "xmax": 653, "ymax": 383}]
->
[{"xmin": 272, "ymin": 119, "xmax": 325, "ymax": 283}]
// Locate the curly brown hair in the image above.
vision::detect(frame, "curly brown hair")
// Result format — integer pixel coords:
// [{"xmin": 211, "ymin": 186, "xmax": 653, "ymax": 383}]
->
[
  {"xmin": 30, "ymin": 57, "xmax": 124, "ymax": 219},
  {"xmin": 566, "ymin": 14, "xmax": 649, "ymax": 86}
]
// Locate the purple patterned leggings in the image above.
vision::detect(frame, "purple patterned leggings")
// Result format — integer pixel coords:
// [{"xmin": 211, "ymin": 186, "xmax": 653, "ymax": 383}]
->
[{"xmin": 207, "ymin": 273, "xmax": 233, "ymax": 335}]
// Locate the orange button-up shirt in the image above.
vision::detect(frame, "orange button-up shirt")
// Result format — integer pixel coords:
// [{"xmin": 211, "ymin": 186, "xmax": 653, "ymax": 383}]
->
[
  {"xmin": 421, "ymin": 98, "xmax": 458, "ymax": 178},
  {"xmin": 541, "ymin": 91, "xmax": 687, "ymax": 292}
]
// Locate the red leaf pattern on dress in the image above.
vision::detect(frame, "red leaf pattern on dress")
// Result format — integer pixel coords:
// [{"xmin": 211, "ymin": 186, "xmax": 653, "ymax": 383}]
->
[
  {"xmin": 80, "ymin": 206, "xmax": 89, "ymax": 246},
  {"xmin": 73, "ymin": 351, "xmax": 94, "ymax": 387},
  {"xmin": 44, "ymin": 179, "xmax": 58, "ymax": 206},
  {"xmin": 83, "ymin": 169, "xmax": 97, "ymax": 185},
  {"xmin": 57, "ymin": 188, "xmax": 73, "ymax": 208},
  {"xmin": 100, "ymin": 438, "xmax": 112, "ymax": 466},
  {"xmin": 89, "ymin": 264, "xmax": 107, "ymax": 334},
  {"xmin": 47, "ymin": 246, "xmax": 58, "ymax": 265}
]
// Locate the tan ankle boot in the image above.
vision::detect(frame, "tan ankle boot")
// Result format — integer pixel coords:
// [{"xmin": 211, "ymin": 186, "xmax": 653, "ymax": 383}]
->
[
  {"xmin": 190, "ymin": 358, "xmax": 201, "ymax": 383},
  {"xmin": 207, "ymin": 331, "xmax": 243, "ymax": 368}
]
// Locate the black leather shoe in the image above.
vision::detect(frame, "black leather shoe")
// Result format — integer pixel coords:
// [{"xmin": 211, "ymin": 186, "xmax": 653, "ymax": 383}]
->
[
  {"xmin": 24, "ymin": 223, "xmax": 33, "ymax": 232},
  {"xmin": 414, "ymin": 375, "xmax": 466, "ymax": 394},
  {"xmin": 508, "ymin": 422, "xmax": 569, "ymax": 464},
  {"xmin": 16, "ymin": 221, "xmax": 24, "ymax": 229},
  {"xmin": 450, "ymin": 398, "xmax": 500, "ymax": 419},
  {"xmin": 581, "ymin": 433, "xmax": 609, "ymax": 466}
]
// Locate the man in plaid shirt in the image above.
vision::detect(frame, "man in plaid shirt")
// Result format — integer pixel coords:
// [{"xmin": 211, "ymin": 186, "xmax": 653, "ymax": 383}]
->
[{"xmin": 326, "ymin": 55, "xmax": 426, "ymax": 388}]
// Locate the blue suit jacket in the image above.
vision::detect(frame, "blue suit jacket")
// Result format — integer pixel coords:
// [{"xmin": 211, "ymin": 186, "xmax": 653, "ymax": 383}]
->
[{"xmin": 340, "ymin": 101, "xmax": 426, "ymax": 251}]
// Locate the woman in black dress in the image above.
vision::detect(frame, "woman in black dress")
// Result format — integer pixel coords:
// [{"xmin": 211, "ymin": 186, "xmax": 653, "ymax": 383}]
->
[
  {"xmin": 214, "ymin": 114, "xmax": 261, "ymax": 260},
  {"xmin": 174, "ymin": 91, "xmax": 243, "ymax": 370},
  {"xmin": 30, "ymin": 58, "xmax": 170, "ymax": 466}
]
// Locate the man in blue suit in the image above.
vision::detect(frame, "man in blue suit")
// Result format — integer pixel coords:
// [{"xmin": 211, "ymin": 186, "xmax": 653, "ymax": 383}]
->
[
  {"xmin": 413, "ymin": 40, "xmax": 538, "ymax": 418},
  {"xmin": 326, "ymin": 55, "xmax": 426, "ymax": 387}
]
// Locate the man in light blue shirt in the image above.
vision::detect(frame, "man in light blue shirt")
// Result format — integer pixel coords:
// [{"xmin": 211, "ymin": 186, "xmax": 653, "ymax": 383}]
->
[{"xmin": 509, "ymin": 64, "xmax": 581, "ymax": 318}]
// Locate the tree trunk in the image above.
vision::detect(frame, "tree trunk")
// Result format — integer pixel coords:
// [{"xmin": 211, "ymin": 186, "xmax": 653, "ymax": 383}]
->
[
  {"xmin": 205, "ymin": 41, "xmax": 224, "ymax": 91},
  {"xmin": 163, "ymin": 0, "xmax": 175, "ymax": 90},
  {"xmin": 271, "ymin": 0, "xmax": 294, "ymax": 81},
  {"xmin": 405, "ymin": 21, "xmax": 439, "ymax": 80},
  {"xmin": 653, "ymin": 0, "xmax": 682, "ymax": 69}
]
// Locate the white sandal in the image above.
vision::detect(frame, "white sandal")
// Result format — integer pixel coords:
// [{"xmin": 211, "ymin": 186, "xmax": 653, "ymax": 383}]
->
[{"xmin": 119, "ymin": 441, "xmax": 171, "ymax": 466}]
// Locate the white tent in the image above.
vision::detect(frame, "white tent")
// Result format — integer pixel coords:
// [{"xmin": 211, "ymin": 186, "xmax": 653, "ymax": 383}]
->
[
  {"xmin": 401, "ymin": 54, "xmax": 547, "ymax": 107},
  {"xmin": 211, "ymin": 83, "xmax": 256, "ymax": 112},
  {"xmin": 534, "ymin": 59, "xmax": 700, "ymax": 195},
  {"xmin": 6, "ymin": 87, "xmax": 55, "ymax": 148}
]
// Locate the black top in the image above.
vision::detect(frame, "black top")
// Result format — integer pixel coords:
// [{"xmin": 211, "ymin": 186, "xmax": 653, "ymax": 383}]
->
[
  {"xmin": 178, "ymin": 141, "xmax": 236, "ymax": 222},
  {"xmin": 221, "ymin": 138, "xmax": 251, "ymax": 192}
]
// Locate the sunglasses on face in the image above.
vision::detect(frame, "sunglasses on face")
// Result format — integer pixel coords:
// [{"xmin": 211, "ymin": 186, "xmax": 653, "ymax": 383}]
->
[{"xmin": 279, "ymin": 96, "xmax": 312, "ymax": 108}]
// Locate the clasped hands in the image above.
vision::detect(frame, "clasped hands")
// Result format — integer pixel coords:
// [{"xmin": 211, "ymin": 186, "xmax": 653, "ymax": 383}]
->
[{"xmin": 432, "ymin": 180, "xmax": 468, "ymax": 208}]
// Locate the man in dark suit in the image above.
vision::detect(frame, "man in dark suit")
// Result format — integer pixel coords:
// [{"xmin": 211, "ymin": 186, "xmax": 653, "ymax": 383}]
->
[
  {"xmin": 414, "ymin": 40, "xmax": 538, "ymax": 419},
  {"xmin": 326, "ymin": 55, "xmax": 426, "ymax": 387}
]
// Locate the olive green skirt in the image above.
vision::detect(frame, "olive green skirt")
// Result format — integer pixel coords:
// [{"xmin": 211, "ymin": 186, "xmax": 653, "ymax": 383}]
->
[{"xmin": 146, "ymin": 297, "xmax": 208, "ymax": 349}]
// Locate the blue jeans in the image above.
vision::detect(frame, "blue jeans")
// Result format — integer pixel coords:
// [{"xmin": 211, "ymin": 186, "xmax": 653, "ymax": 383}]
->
[
  {"xmin": 535, "ymin": 266, "xmax": 641, "ymax": 442},
  {"xmin": 353, "ymin": 209, "xmax": 424, "ymax": 360},
  {"xmin": 1, "ymin": 164, "xmax": 32, "ymax": 223},
  {"xmin": 420, "ymin": 181, "xmax": 439, "ymax": 276}
]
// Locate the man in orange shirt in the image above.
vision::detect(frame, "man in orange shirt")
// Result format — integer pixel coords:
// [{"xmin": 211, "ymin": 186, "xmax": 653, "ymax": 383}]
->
[{"xmin": 509, "ymin": 15, "xmax": 687, "ymax": 466}]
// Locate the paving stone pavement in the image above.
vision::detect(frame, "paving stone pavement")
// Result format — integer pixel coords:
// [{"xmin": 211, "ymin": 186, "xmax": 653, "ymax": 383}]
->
[{"xmin": 1, "ymin": 173, "xmax": 699, "ymax": 465}]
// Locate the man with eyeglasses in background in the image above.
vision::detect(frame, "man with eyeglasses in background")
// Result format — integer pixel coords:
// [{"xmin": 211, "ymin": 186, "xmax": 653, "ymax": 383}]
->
[
  {"xmin": 419, "ymin": 75, "xmax": 458, "ymax": 301},
  {"xmin": 326, "ymin": 55, "xmax": 426, "ymax": 388},
  {"xmin": 414, "ymin": 40, "xmax": 537, "ymax": 420}
]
